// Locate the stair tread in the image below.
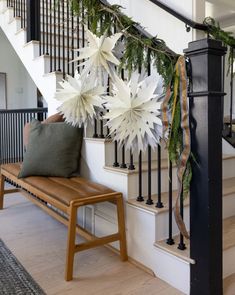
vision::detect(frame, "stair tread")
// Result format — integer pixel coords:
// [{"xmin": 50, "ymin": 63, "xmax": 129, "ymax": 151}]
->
[
  {"xmin": 224, "ymin": 273, "xmax": 235, "ymax": 295},
  {"xmin": 154, "ymin": 215, "xmax": 235, "ymax": 265},
  {"xmin": 127, "ymin": 177, "xmax": 235, "ymax": 215},
  {"xmin": 104, "ymin": 158, "xmax": 170, "ymax": 175},
  {"xmin": 104, "ymin": 154, "xmax": 235, "ymax": 175}
]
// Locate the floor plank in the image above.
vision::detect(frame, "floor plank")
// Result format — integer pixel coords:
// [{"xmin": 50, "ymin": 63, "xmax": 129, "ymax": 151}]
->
[{"xmin": 0, "ymin": 191, "xmax": 183, "ymax": 295}]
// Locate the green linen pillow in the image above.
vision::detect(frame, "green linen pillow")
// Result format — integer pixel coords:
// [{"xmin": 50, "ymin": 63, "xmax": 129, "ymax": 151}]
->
[{"xmin": 18, "ymin": 119, "xmax": 83, "ymax": 178}]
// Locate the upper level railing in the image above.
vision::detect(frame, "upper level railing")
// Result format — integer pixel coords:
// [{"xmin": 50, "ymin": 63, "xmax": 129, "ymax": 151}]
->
[{"xmin": 0, "ymin": 108, "xmax": 48, "ymax": 164}]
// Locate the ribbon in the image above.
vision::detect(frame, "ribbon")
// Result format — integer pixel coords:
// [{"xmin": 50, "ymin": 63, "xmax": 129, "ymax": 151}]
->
[{"xmin": 162, "ymin": 55, "xmax": 191, "ymax": 239}]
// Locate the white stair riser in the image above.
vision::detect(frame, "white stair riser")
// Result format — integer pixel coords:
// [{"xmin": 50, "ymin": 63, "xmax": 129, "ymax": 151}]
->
[
  {"xmin": 223, "ymin": 194, "xmax": 235, "ymax": 219},
  {"xmin": 223, "ymin": 157, "xmax": 235, "ymax": 179},
  {"xmin": 127, "ymin": 167, "xmax": 178, "ymax": 198}
]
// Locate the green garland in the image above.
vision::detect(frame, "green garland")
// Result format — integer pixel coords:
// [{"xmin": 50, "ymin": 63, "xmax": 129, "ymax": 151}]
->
[
  {"xmin": 204, "ymin": 17, "xmax": 235, "ymax": 75},
  {"xmin": 67, "ymin": 1, "xmax": 234, "ymax": 199},
  {"xmin": 68, "ymin": 0, "xmax": 178, "ymax": 85}
]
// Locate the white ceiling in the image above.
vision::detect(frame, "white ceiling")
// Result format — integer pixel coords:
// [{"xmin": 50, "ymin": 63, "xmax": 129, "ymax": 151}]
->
[{"xmin": 206, "ymin": 0, "xmax": 235, "ymax": 33}]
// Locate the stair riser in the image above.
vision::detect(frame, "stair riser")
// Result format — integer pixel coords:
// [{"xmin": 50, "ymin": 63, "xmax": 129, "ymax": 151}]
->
[
  {"xmin": 223, "ymin": 157, "xmax": 235, "ymax": 179},
  {"xmin": 127, "ymin": 167, "xmax": 178, "ymax": 198},
  {"xmin": 223, "ymin": 193, "xmax": 235, "ymax": 219}
]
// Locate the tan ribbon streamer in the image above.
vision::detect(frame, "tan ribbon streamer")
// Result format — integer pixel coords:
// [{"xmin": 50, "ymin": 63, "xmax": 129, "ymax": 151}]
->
[{"xmin": 162, "ymin": 56, "xmax": 191, "ymax": 239}]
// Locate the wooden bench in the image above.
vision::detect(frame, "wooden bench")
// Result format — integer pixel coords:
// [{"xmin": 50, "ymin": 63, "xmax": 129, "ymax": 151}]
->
[{"xmin": 0, "ymin": 162, "xmax": 127, "ymax": 281}]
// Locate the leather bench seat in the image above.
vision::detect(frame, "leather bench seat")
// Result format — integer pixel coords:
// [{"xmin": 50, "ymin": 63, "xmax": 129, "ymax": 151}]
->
[{"xmin": 1, "ymin": 163, "xmax": 114, "ymax": 207}]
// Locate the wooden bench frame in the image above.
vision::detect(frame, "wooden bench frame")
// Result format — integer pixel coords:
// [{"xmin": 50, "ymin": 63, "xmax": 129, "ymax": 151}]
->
[{"xmin": 0, "ymin": 168, "xmax": 128, "ymax": 281}]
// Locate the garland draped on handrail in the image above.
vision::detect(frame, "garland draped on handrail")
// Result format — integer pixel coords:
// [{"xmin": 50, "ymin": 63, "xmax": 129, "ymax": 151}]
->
[{"xmin": 59, "ymin": 0, "xmax": 235, "ymax": 238}]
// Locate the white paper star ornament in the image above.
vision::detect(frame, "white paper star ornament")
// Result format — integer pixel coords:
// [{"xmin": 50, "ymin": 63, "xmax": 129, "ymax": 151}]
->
[
  {"xmin": 72, "ymin": 29, "xmax": 122, "ymax": 78},
  {"xmin": 104, "ymin": 73, "xmax": 164, "ymax": 152},
  {"xmin": 54, "ymin": 72, "xmax": 105, "ymax": 127}
]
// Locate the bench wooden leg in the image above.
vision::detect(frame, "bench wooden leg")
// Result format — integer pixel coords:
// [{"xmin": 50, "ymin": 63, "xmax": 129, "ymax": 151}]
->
[
  {"xmin": 116, "ymin": 195, "xmax": 128, "ymax": 261},
  {"xmin": 65, "ymin": 205, "xmax": 78, "ymax": 281},
  {"xmin": 0, "ymin": 174, "xmax": 5, "ymax": 210}
]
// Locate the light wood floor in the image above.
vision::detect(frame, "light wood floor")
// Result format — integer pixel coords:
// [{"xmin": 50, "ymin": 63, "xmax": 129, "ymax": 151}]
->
[{"xmin": 0, "ymin": 191, "xmax": 183, "ymax": 295}]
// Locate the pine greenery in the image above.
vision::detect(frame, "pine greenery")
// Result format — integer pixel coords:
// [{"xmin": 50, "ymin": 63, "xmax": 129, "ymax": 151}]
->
[{"xmin": 66, "ymin": 0, "xmax": 234, "ymax": 199}]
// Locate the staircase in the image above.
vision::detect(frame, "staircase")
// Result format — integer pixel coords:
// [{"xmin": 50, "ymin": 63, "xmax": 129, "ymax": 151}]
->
[
  {"xmin": 80, "ymin": 137, "xmax": 235, "ymax": 294},
  {"xmin": 0, "ymin": 0, "xmax": 80, "ymax": 115},
  {"xmin": 1, "ymin": 1, "xmax": 235, "ymax": 294}
]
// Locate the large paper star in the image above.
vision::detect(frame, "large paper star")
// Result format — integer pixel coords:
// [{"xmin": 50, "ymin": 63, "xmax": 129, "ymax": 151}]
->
[
  {"xmin": 72, "ymin": 29, "xmax": 122, "ymax": 78},
  {"xmin": 104, "ymin": 73, "xmax": 164, "ymax": 152},
  {"xmin": 54, "ymin": 72, "xmax": 105, "ymax": 127}
]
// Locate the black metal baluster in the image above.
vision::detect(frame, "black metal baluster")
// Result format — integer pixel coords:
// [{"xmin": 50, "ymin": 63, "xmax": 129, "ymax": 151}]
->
[
  {"xmin": 42, "ymin": 0, "xmax": 45, "ymax": 54},
  {"xmin": 120, "ymin": 145, "xmax": 127, "ymax": 168},
  {"xmin": 156, "ymin": 144, "xmax": 163, "ymax": 208},
  {"xmin": 23, "ymin": 0, "xmax": 26, "ymax": 28},
  {"xmin": 166, "ymin": 160, "xmax": 174, "ymax": 245},
  {"xmin": 136, "ymin": 151, "xmax": 144, "ymax": 201},
  {"xmin": 49, "ymin": 0, "xmax": 52, "ymax": 71},
  {"xmin": 53, "ymin": 0, "xmax": 56, "ymax": 71},
  {"xmin": 62, "ymin": 0, "xmax": 65, "ymax": 77},
  {"xmin": 178, "ymin": 191, "xmax": 186, "ymax": 250},
  {"xmin": 93, "ymin": 119, "xmax": 98, "ymax": 138},
  {"xmin": 71, "ymin": 4, "xmax": 75, "ymax": 76},
  {"xmin": 113, "ymin": 140, "xmax": 119, "ymax": 167},
  {"xmin": 66, "ymin": 0, "xmax": 70, "ymax": 74},
  {"xmin": 128, "ymin": 149, "xmax": 135, "ymax": 170},
  {"xmin": 57, "ymin": 1, "xmax": 61, "ymax": 71},
  {"xmin": 76, "ymin": 15, "xmax": 79, "ymax": 70},
  {"xmin": 146, "ymin": 145, "xmax": 153, "ymax": 205},
  {"xmin": 99, "ymin": 112, "xmax": 104, "ymax": 138},
  {"xmin": 20, "ymin": 0, "xmax": 23, "ymax": 27},
  {"xmin": 13, "ymin": 0, "xmax": 15, "ymax": 17},
  {"xmin": 45, "ymin": 0, "xmax": 49, "ymax": 55}
]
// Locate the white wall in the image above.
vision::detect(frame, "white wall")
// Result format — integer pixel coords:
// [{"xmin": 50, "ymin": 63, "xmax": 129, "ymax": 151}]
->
[
  {"xmin": 0, "ymin": 27, "xmax": 37, "ymax": 109},
  {"xmin": 109, "ymin": 0, "xmax": 202, "ymax": 54}
]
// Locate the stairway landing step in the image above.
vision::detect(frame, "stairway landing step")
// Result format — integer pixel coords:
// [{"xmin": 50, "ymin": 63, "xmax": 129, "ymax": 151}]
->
[{"xmin": 155, "ymin": 215, "xmax": 235, "ymax": 265}]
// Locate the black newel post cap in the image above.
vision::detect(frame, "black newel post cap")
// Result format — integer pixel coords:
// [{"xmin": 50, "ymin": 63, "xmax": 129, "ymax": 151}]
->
[{"xmin": 184, "ymin": 38, "xmax": 227, "ymax": 55}]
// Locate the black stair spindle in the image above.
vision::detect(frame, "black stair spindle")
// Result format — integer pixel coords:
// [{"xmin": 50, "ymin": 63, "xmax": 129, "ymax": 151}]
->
[
  {"xmin": 93, "ymin": 119, "xmax": 98, "ymax": 138},
  {"xmin": 76, "ymin": 15, "xmax": 79, "ymax": 69},
  {"xmin": 178, "ymin": 191, "xmax": 186, "ymax": 250},
  {"xmin": 137, "ymin": 151, "xmax": 144, "ymax": 201},
  {"xmin": 20, "ymin": 0, "xmax": 23, "ymax": 27},
  {"xmin": 99, "ymin": 113, "xmax": 105, "ymax": 138},
  {"xmin": 128, "ymin": 149, "xmax": 135, "ymax": 170},
  {"xmin": 49, "ymin": 0, "xmax": 52, "ymax": 72},
  {"xmin": 166, "ymin": 160, "xmax": 175, "ymax": 245},
  {"xmin": 113, "ymin": 140, "xmax": 119, "ymax": 167},
  {"xmin": 53, "ymin": 0, "xmax": 57, "ymax": 71},
  {"xmin": 66, "ymin": 0, "xmax": 70, "ymax": 75},
  {"xmin": 62, "ymin": 0, "xmax": 65, "ymax": 77},
  {"xmin": 120, "ymin": 145, "xmax": 127, "ymax": 168},
  {"xmin": 42, "ymin": 0, "xmax": 45, "ymax": 54},
  {"xmin": 71, "ymin": 4, "xmax": 75, "ymax": 76},
  {"xmin": 45, "ymin": 0, "xmax": 49, "ymax": 55},
  {"xmin": 57, "ymin": 1, "xmax": 61, "ymax": 71},
  {"xmin": 146, "ymin": 145, "xmax": 153, "ymax": 205},
  {"xmin": 156, "ymin": 144, "xmax": 163, "ymax": 208},
  {"xmin": 23, "ymin": 0, "xmax": 26, "ymax": 28}
]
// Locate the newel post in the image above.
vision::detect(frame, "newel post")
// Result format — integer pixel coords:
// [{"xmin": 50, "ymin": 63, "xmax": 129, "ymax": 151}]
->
[
  {"xmin": 184, "ymin": 39, "xmax": 227, "ymax": 295},
  {"xmin": 26, "ymin": 0, "xmax": 40, "ymax": 42}
]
